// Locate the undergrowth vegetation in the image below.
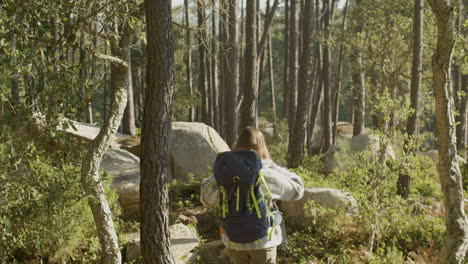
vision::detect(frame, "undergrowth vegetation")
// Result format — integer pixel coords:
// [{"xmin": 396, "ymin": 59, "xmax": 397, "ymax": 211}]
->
[
  {"xmin": 0, "ymin": 121, "xmax": 120, "ymax": 263},
  {"xmin": 266, "ymin": 120, "xmax": 448, "ymax": 263}
]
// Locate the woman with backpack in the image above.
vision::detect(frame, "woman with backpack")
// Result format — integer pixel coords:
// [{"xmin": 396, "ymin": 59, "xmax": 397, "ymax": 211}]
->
[{"xmin": 201, "ymin": 127, "xmax": 305, "ymax": 264}]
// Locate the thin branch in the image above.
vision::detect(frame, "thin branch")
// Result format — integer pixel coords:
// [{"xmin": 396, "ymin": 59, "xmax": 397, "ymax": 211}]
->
[
  {"xmin": 258, "ymin": 0, "xmax": 280, "ymax": 59},
  {"xmin": 172, "ymin": 21, "xmax": 196, "ymax": 31},
  {"xmin": 87, "ymin": 47, "xmax": 128, "ymax": 68}
]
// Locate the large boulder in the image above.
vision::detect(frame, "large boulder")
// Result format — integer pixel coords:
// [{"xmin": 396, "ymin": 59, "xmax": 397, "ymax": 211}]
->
[
  {"xmin": 126, "ymin": 223, "xmax": 200, "ymax": 263},
  {"xmin": 323, "ymin": 133, "xmax": 396, "ymax": 173},
  {"xmin": 168, "ymin": 122, "xmax": 230, "ymax": 181},
  {"xmin": 350, "ymin": 133, "xmax": 395, "ymax": 159},
  {"xmin": 101, "ymin": 149, "xmax": 140, "ymax": 218},
  {"xmin": 280, "ymin": 188, "xmax": 358, "ymax": 216},
  {"xmin": 63, "ymin": 120, "xmax": 127, "ymax": 149}
]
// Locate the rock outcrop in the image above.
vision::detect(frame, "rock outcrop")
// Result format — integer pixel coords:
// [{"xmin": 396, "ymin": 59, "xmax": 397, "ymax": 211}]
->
[{"xmin": 280, "ymin": 188, "xmax": 358, "ymax": 216}]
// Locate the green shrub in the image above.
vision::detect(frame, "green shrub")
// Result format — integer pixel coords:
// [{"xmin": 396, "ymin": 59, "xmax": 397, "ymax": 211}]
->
[
  {"xmin": 0, "ymin": 123, "xmax": 119, "ymax": 263},
  {"xmin": 168, "ymin": 174, "xmax": 202, "ymax": 211}
]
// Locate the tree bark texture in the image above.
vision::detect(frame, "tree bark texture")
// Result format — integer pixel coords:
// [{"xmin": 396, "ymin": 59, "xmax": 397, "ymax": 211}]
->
[
  {"xmin": 267, "ymin": 0, "xmax": 276, "ymax": 119},
  {"xmin": 123, "ymin": 46, "xmax": 137, "ymax": 136},
  {"xmin": 321, "ymin": 0, "xmax": 333, "ymax": 153},
  {"xmin": 405, "ymin": 0, "xmax": 424, "ymax": 143},
  {"xmin": 288, "ymin": 0, "xmax": 299, "ymax": 142},
  {"xmin": 455, "ymin": 0, "xmax": 466, "ymax": 150},
  {"xmin": 288, "ymin": 0, "xmax": 314, "ymax": 168},
  {"xmin": 307, "ymin": 47, "xmax": 323, "ymax": 155},
  {"xmin": 80, "ymin": 29, "xmax": 135, "ymax": 264},
  {"xmin": 332, "ymin": 0, "xmax": 348, "ymax": 144},
  {"xmin": 185, "ymin": 0, "xmax": 195, "ymax": 122},
  {"xmin": 351, "ymin": 0, "xmax": 365, "ymax": 137},
  {"xmin": 225, "ymin": 0, "xmax": 239, "ymax": 146},
  {"xmin": 219, "ymin": 0, "xmax": 227, "ymax": 138},
  {"xmin": 141, "ymin": 0, "xmax": 175, "ymax": 263},
  {"xmin": 240, "ymin": 0, "xmax": 258, "ymax": 128},
  {"xmin": 427, "ymin": 0, "xmax": 468, "ymax": 263},
  {"xmin": 197, "ymin": 0, "xmax": 209, "ymax": 125},
  {"xmin": 211, "ymin": 0, "xmax": 220, "ymax": 131},
  {"xmin": 282, "ymin": 0, "xmax": 290, "ymax": 120}
]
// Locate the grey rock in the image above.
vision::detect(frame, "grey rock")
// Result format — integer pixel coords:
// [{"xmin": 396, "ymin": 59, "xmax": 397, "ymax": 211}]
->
[
  {"xmin": 280, "ymin": 188, "xmax": 358, "ymax": 217},
  {"xmin": 168, "ymin": 122, "xmax": 230, "ymax": 181}
]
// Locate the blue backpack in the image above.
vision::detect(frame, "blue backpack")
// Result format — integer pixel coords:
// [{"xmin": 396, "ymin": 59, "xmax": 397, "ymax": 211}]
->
[{"xmin": 213, "ymin": 150, "xmax": 276, "ymax": 243}]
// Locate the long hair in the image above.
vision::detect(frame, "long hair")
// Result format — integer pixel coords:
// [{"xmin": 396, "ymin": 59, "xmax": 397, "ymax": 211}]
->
[{"xmin": 233, "ymin": 127, "xmax": 270, "ymax": 160}]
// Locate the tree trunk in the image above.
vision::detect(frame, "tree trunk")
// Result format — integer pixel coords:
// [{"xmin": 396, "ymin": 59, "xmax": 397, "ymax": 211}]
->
[
  {"xmin": 288, "ymin": 0, "xmax": 299, "ymax": 143},
  {"xmin": 197, "ymin": 0, "xmax": 209, "ymax": 124},
  {"xmin": 351, "ymin": 0, "xmax": 365, "ymax": 137},
  {"xmin": 238, "ymin": 0, "xmax": 245, "ymax": 104},
  {"xmin": 321, "ymin": 0, "xmax": 333, "ymax": 153},
  {"xmin": 288, "ymin": 0, "xmax": 314, "ymax": 168},
  {"xmin": 267, "ymin": 0, "xmax": 276, "ymax": 119},
  {"xmin": 405, "ymin": 0, "xmax": 424, "ymax": 144},
  {"xmin": 80, "ymin": 30, "xmax": 135, "ymax": 264},
  {"xmin": 455, "ymin": 0, "xmax": 466, "ymax": 151},
  {"xmin": 307, "ymin": 46, "xmax": 323, "ymax": 156},
  {"xmin": 211, "ymin": 0, "xmax": 220, "ymax": 131},
  {"xmin": 185, "ymin": 0, "xmax": 195, "ymax": 122},
  {"xmin": 123, "ymin": 46, "xmax": 137, "ymax": 136},
  {"xmin": 240, "ymin": 0, "xmax": 258, "ymax": 128},
  {"xmin": 219, "ymin": 0, "xmax": 227, "ymax": 138},
  {"xmin": 332, "ymin": 0, "xmax": 349, "ymax": 144},
  {"xmin": 399, "ymin": 0, "xmax": 424, "ymax": 199},
  {"xmin": 141, "ymin": 0, "xmax": 175, "ymax": 263},
  {"xmin": 282, "ymin": 0, "xmax": 290, "ymax": 120},
  {"xmin": 10, "ymin": 32, "xmax": 20, "ymax": 107},
  {"xmin": 225, "ymin": 0, "xmax": 239, "ymax": 146},
  {"xmin": 427, "ymin": 0, "xmax": 468, "ymax": 263}
]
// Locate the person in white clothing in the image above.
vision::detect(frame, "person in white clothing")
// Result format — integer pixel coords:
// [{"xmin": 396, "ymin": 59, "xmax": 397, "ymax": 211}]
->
[{"xmin": 201, "ymin": 127, "xmax": 305, "ymax": 264}]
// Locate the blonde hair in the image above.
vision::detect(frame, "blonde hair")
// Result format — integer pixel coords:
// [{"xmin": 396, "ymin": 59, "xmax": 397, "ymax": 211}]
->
[{"xmin": 233, "ymin": 127, "xmax": 270, "ymax": 160}]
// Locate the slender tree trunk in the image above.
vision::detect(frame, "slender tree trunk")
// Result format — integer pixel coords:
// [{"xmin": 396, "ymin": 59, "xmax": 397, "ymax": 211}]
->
[
  {"xmin": 211, "ymin": 0, "xmax": 220, "ymax": 131},
  {"xmin": 455, "ymin": 0, "xmax": 466, "ymax": 151},
  {"xmin": 80, "ymin": 30, "xmax": 135, "ymax": 264},
  {"xmin": 141, "ymin": 0, "xmax": 175, "ymax": 263},
  {"xmin": 405, "ymin": 0, "xmax": 424, "ymax": 143},
  {"xmin": 103, "ymin": 44, "xmax": 109, "ymax": 123},
  {"xmin": 321, "ymin": 0, "xmax": 333, "ymax": 153},
  {"xmin": 288, "ymin": 0, "xmax": 314, "ymax": 168},
  {"xmin": 185, "ymin": 0, "xmax": 195, "ymax": 122},
  {"xmin": 398, "ymin": 0, "xmax": 424, "ymax": 200},
  {"xmin": 197, "ymin": 0, "xmax": 209, "ymax": 124},
  {"xmin": 238, "ymin": 0, "xmax": 245, "ymax": 104},
  {"xmin": 123, "ymin": 46, "xmax": 137, "ymax": 136},
  {"xmin": 288, "ymin": 0, "xmax": 299, "ymax": 143},
  {"xmin": 240, "ymin": 0, "xmax": 258, "ymax": 128},
  {"xmin": 225, "ymin": 0, "xmax": 239, "ymax": 146},
  {"xmin": 219, "ymin": 0, "xmax": 227, "ymax": 138},
  {"xmin": 282, "ymin": 0, "xmax": 290, "ymax": 120},
  {"xmin": 427, "ymin": 1, "xmax": 468, "ymax": 263},
  {"xmin": 332, "ymin": 0, "xmax": 349, "ymax": 144},
  {"xmin": 267, "ymin": 0, "xmax": 276, "ymax": 119},
  {"xmin": 351, "ymin": 0, "xmax": 365, "ymax": 136},
  {"xmin": 307, "ymin": 46, "xmax": 323, "ymax": 155},
  {"xmin": 10, "ymin": 30, "xmax": 20, "ymax": 107}
]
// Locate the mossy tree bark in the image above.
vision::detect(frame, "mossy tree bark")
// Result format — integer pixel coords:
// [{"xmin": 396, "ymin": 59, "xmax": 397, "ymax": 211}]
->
[{"xmin": 427, "ymin": 0, "xmax": 468, "ymax": 262}]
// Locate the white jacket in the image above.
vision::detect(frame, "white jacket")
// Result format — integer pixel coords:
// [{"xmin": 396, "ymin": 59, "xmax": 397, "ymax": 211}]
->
[{"xmin": 200, "ymin": 159, "xmax": 304, "ymax": 250}]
